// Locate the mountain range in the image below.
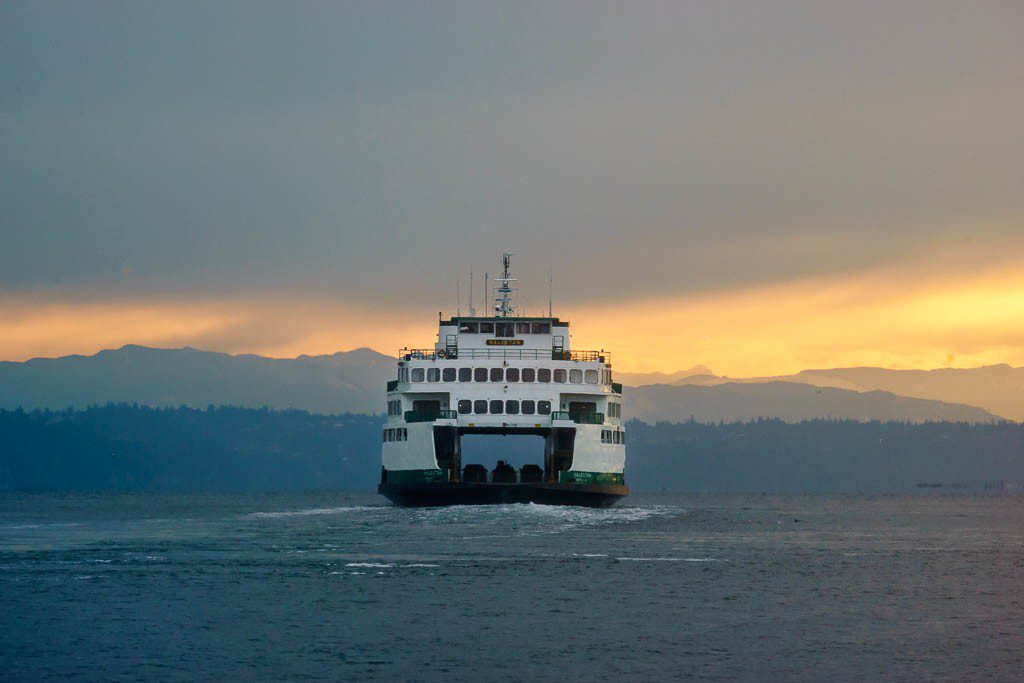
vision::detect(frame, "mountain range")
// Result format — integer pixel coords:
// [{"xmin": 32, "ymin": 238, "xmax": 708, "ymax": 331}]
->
[
  {"xmin": 0, "ymin": 345, "xmax": 1006, "ymax": 423},
  {"xmin": 618, "ymin": 365, "xmax": 1024, "ymax": 421}
]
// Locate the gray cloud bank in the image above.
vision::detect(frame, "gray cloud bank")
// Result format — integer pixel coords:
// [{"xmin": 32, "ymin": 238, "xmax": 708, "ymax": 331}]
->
[{"xmin": 2, "ymin": 1, "xmax": 1022, "ymax": 308}]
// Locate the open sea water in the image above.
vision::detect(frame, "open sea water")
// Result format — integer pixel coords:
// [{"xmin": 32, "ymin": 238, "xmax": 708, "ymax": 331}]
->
[{"xmin": 1, "ymin": 492, "xmax": 1022, "ymax": 681}]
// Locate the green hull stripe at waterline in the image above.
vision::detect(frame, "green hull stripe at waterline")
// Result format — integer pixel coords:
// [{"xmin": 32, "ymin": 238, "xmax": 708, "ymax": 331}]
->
[{"xmin": 559, "ymin": 471, "xmax": 625, "ymax": 485}]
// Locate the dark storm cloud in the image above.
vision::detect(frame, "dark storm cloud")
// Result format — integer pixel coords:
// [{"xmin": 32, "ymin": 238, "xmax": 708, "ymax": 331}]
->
[{"xmin": 2, "ymin": 1, "xmax": 1022, "ymax": 309}]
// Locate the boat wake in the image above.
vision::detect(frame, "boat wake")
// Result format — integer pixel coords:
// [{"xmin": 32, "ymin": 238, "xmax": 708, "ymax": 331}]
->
[{"xmin": 246, "ymin": 506, "xmax": 379, "ymax": 519}]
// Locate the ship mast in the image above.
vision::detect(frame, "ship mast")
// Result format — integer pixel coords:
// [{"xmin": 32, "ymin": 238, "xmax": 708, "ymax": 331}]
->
[{"xmin": 493, "ymin": 253, "xmax": 517, "ymax": 318}]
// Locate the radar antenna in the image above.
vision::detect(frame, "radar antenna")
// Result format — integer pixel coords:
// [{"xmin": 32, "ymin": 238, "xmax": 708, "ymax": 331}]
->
[{"xmin": 493, "ymin": 253, "xmax": 517, "ymax": 318}]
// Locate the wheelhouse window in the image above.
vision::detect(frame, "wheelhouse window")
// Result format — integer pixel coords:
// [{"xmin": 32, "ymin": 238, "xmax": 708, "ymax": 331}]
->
[
  {"xmin": 443, "ymin": 367, "xmax": 456, "ymax": 382},
  {"xmin": 537, "ymin": 400, "xmax": 552, "ymax": 415},
  {"xmin": 474, "ymin": 400, "xmax": 488, "ymax": 414},
  {"xmin": 489, "ymin": 399, "xmax": 504, "ymax": 414},
  {"xmin": 522, "ymin": 400, "xmax": 536, "ymax": 415},
  {"xmin": 489, "ymin": 367, "xmax": 504, "ymax": 382},
  {"xmin": 585, "ymin": 369, "xmax": 599, "ymax": 384},
  {"xmin": 505, "ymin": 368, "xmax": 520, "ymax": 382},
  {"xmin": 522, "ymin": 368, "xmax": 535, "ymax": 382},
  {"xmin": 458, "ymin": 367, "xmax": 472, "ymax": 382},
  {"xmin": 495, "ymin": 322, "xmax": 514, "ymax": 337},
  {"xmin": 459, "ymin": 322, "xmax": 478, "ymax": 333},
  {"xmin": 569, "ymin": 369, "xmax": 583, "ymax": 384},
  {"xmin": 427, "ymin": 368, "xmax": 440, "ymax": 382},
  {"xmin": 531, "ymin": 322, "xmax": 550, "ymax": 334},
  {"xmin": 458, "ymin": 400, "xmax": 471, "ymax": 414},
  {"xmin": 537, "ymin": 368, "xmax": 551, "ymax": 382},
  {"xmin": 411, "ymin": 368, "xmax": 425, "ymax": 382},
  {"xmin": 505, "ymin": 400, "xmax": 520, "ymax": 414},
  {"xmin": 479, "ymin": 322, "xmax": 494, "ymax": 334},
  {"xmin": 474, "ymin": 368, "xmax": 488, "ymax": 382},
  {"xmin": 553, "ymin": 369, "xmax": 567, "ymax": 383},
  {"xmin": 515, "ymin": 322, "xmax": 531, "ymax": 334}
]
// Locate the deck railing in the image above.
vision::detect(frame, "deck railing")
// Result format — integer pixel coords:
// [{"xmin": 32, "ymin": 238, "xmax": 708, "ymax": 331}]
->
[
  {"xmin": 551, "ymin": 411, "xmax": 605, "ymax": 425},
  {"xmin": 400, "ymin": 348, "xmax": 608, "ymax": 363},
  {"xmin": 404, "ymin": 409, "xmax": 458, "ymax": 423}
]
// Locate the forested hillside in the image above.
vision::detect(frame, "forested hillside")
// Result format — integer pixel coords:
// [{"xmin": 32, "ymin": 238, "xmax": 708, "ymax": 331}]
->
[{"xmin": 2, "ymin": 406, "xmax": 1022, "ymax": 493}]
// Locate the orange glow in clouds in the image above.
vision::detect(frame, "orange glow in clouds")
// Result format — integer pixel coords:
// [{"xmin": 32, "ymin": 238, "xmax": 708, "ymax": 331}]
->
[{"xmin": 3, "ymin": 263, "xmax": 1024, "ymax": 375}]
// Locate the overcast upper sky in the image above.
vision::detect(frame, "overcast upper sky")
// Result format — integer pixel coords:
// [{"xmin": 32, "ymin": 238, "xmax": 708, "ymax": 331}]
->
[{"xmin": 2, "ymin": 2, "xmax": 1023, "ymax": 372}]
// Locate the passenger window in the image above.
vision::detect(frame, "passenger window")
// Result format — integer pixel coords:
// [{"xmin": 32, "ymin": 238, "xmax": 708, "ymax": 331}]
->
[
  {"xmin": 621, "ymin": 432, "xmax": 626, "ymax": 445},
  {"xmin": 522, "ymin": 400, "xmax": 535, "ymax": 415},
  {"xmin": 569, "ymin": 369, "xmax": 583, "ymax": 383},
  {"xmin": 479, "ymin": 322, "xmax": 494, "ymax": 334},
  {"xmin": 443, "ymin": 367, "xmax": 456, "ymax": 382},
  {"xmin": 522, "ymin": 368, "xmax": 535, "ymax": 382},
  {"xmin": 538, "ymin": 400, "xmax": 551, "ymax": 415},
  {"xmin": 516, "ymin": 322, "xmax": 531, "ymax": 334},
  {"xmin": 505, "ymin": 400, "xmax": 520, "ymax": 414},
  {"xmin": 554, "ymin": 369, "xmax": 567, "ymax": 383},
  {"xmin": 474, "ymin": 368, "xmax": 488, "ymax": 382},
  {"xmin": 458, "ymin": 400, "xmax": 471, "ymax": 414},
  {"xmin": 489, "ymin": 399, "xmax": 504, "ymax": 414},
  {"xmin": 585, "ymin": 369, "xmax": 598, "ymax": 384},
  {"xmin": 412, "ymin": 368, "xmax": 425, "ymax": 382},
  {"xmin": 531, "ymin": 322, "xmax": 550, "ymax": 334},
  {"xmin": 458, "ymin": 367, "xmax": 472, "ymax": 382},
  {"xmin": 490, "ymin": 368, "xmax": 504, "ymax": 382},
  {"xmin": 459, "ymin": 322, "xmax": 478, "ymax": 333},
  {"xmin": 427, "ymin": 368, "xmax": 440, "ymax": 382},
  {"xmin": 506, "ymin": 368, "xmax": 520, "ymax": 382},
  {"xmin": 537, "ymin": 368, "xmax": 551, "ymax": 383},
  {"xmin": 613, "ymin": 431, "xmax": 621, "ymax": 444},
  {"xmin": 474, "ymin": 400, "xmax": 488, "ymax": 414},
  {"xmin": 496, "ymin": 322, "xmax": 514, "ymax": 337}
]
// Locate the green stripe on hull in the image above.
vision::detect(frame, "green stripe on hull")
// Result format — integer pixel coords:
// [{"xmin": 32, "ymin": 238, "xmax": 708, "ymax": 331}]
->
[
  {"xmin": 386, "ymin": 469, "xmax": 446, "ymax": 484},
  {"xmin": 559, "ymin": 471, "xmax": 625, "ymax": 485}
]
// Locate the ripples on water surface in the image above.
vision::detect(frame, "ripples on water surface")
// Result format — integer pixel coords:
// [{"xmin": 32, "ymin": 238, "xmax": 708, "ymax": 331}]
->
[{"xmin": 2, "ymin": 492, "xmax": 1023, "ymax": 681}]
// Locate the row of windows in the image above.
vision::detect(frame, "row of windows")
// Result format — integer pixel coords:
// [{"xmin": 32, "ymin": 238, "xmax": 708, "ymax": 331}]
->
[
  {"xmin": 386, "ymin": 400, "xmax": 402, "ymax": 416},
  {"xmin": 456, "ymin": 399, "xmax": 552, "ymax": 416},
  {"xmin": 607, "ymin": 402, "xmax": 622, "ymax": 418},
  {"xmin": 383, "ymin": 428, "xmax": 408, "ymax": 442},
  {"xmin": 400, "ymin": 366, "xmax": 607, "ymax": 385},
  {"xmin": 459, "ymin": 321, "xmax": 551, "ymax": 336},
  {"xmin": 600, "ymin": 430, "xmax": 626, "ymax": 445}
]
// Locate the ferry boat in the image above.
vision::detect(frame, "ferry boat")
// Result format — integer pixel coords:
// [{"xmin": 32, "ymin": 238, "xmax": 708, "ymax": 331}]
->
[{"xmin": 378, "ymin": 254, "xmax": 628, "ymax": 508}]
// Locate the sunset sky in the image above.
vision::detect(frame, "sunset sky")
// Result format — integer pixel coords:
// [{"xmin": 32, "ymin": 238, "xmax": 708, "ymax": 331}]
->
[{"xmin": 3, "ymin": 2, "xmax": 1023, "ymax": 375}]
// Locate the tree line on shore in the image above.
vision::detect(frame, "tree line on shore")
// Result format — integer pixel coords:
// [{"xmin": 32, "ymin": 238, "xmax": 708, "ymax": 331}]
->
[{"xmin": 1, "ymin": 404, "xmax": 1021, "ymax": 493}]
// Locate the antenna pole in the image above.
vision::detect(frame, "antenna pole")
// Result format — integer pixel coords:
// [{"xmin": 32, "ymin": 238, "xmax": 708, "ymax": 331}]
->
[
  {"xmin": 469, "ymin": 268, "xmax": 475, "ymax": 317},
  {"xmin": 493, "ymin": 252, "xmax": 517, "ymax": 318},
  {"xmin": 548, "ymin": 266, "xmax": 553, "ymax": 318},
  {"xmin": 456, "ymin": 279, "xmax": 461, "ymax": 317},
  {"xmin": 484, "ymin": 272, "xmax": 488, "ymax": 315}
]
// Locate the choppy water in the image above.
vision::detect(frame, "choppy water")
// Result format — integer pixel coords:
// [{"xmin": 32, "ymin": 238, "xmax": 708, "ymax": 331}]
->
[{"xmin": 2, "ymin": 492, "xmax": 1023, "ymax": 681}]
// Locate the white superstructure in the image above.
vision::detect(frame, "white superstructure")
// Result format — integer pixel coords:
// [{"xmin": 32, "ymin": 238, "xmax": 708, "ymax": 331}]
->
[{"xmin": 380, "ymin": 254, "xmax": 626, "ymax": 487}]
